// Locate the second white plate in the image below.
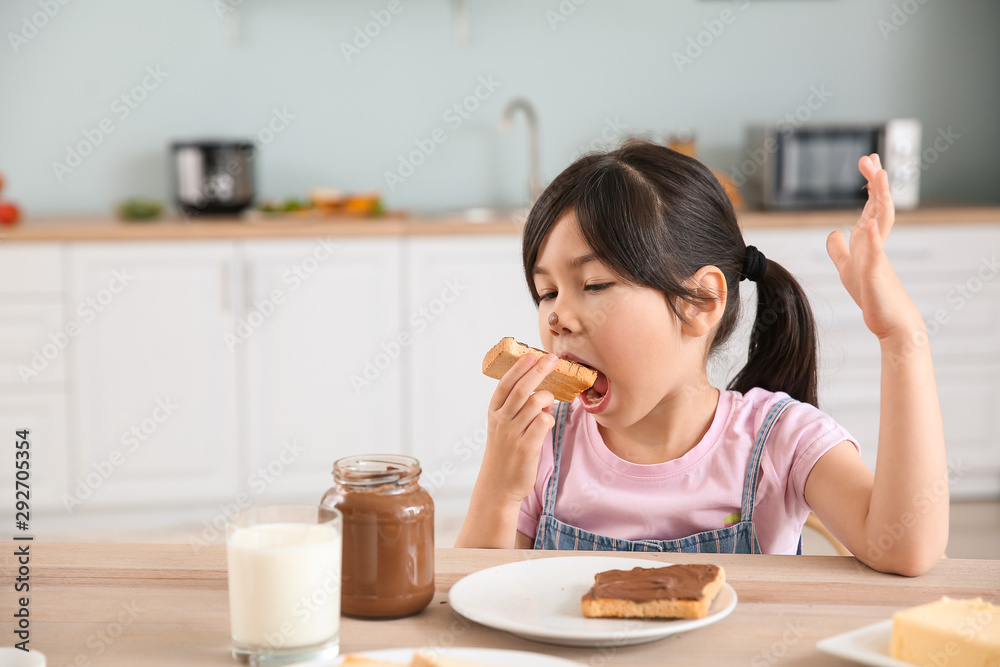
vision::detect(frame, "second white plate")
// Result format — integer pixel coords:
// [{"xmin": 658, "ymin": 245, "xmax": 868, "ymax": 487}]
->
[
  {"xmin": 448, "ymin": 556, "xmax": 737, "ymax": 647},
  {"xmin": 817, "ymin": 619, "xmax": 915, "ymax": 667}
]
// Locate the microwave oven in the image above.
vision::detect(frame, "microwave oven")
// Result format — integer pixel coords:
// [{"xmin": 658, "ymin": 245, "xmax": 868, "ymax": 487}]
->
[{"xmin": 743, "ymin": 119, "xmax": 921, "ymax": 210}]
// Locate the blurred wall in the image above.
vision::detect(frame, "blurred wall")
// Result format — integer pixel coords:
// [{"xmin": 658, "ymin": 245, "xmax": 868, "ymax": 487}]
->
[{"xmin": 1, "ymin": 0, "xmax": 998, "ymax": 214}]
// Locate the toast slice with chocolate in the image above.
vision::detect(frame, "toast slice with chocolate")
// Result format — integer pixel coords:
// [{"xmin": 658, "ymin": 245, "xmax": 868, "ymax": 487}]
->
[
  {"xmin": 581, "ymin": 564, "xmax": 726, "ymax": 620},
  {"xmin": 482, "ymin": 337, "xmax": 597, "ymax": 403}
]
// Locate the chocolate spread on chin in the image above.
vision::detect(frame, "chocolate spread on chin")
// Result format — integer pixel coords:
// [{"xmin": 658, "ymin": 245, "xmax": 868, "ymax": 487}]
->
[
  {"xmin": 320, "ymin": 456, "xmax": 435, "ymax": 619},
  {"xmin": 581, "ymin": 564, "xmax": 721, "ymax": 602}
]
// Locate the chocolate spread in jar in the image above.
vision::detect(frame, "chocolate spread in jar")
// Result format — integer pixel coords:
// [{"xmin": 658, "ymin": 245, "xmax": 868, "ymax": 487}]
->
[
  {"xmin": 581, "ymin": 564, "xmax": 722, "ymax": 602},
  {"xmin": 320, "ymin": 455, "xmax": 434, "ymax": 619}
]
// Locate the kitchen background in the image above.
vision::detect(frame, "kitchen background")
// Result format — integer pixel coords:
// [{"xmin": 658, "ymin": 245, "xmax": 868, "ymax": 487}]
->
[
  {"xmin": 1, "ymin": 0, "xmax": 999, "ymax": 213},
  {"xmin": 1, "ymin": 0, "xmax": 998, "ymax": 559}
]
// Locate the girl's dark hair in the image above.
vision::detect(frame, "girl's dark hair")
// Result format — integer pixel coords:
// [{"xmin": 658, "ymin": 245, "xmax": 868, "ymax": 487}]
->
[{"xmin": 522, "ymin": 140, "xmax": 818, "ymax": 407}]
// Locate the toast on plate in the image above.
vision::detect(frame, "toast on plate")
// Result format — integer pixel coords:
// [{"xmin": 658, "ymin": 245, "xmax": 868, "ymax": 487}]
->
[{"xmin": 581, "ymin": 564, "xmax": 726, "ymax": 620}]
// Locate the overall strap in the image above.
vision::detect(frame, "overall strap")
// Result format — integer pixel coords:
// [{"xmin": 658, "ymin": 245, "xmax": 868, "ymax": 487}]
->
[
  {"xmin": 740, "ymin": 396, "xmax": 796, "ymax": 523},
  {"xmin": 540, "ymin": 401, "xmax": 571, "ymax": 517}
]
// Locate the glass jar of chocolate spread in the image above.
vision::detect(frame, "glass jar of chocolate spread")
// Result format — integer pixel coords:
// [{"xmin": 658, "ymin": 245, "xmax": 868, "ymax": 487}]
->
[{"xmin": 319, "ymin": 454, "xmax": 434, "ymax": 619}]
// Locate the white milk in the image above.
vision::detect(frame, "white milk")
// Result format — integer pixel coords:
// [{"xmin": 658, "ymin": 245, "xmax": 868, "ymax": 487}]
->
[{"xmin": 227, "ymin": 522, "xmax": 341, "ymax": 650}]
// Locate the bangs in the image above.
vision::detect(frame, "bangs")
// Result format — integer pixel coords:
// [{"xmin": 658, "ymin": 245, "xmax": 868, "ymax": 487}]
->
[{"xmin": 571, "ymin": 160, "xmax": 672, "ymax": 290}]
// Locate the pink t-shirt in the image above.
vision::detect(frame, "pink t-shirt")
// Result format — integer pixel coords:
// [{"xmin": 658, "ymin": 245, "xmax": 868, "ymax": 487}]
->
[{"xmin": 517, "ymin": 388, "xmax": 857, "ymax": 554}]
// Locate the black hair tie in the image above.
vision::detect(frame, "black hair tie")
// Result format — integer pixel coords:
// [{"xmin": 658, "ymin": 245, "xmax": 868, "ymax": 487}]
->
[{"xmin": 741, "ymin": 245, "xmax": 767, "ymax": 282}]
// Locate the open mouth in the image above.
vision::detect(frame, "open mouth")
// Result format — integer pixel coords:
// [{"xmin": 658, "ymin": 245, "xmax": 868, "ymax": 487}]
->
[
  {"xmin": 583, "ymin": 371, "xmax": 609, "ymax": 405},
  {"xmin": 559, "ymin": 353, "xmax": 610, "ymax": 412}
]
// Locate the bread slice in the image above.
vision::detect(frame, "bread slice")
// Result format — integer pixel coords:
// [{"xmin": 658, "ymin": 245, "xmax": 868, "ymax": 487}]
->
[
  {"xmin": 339, "ymin": 656, "xmax": 407, "ymax": 667},
  {"xmin": 340, "ymin": 652, "xmax": 502, "ymax": 667},
  {"xmin": 411, "ymin": 651, "xmax": 502, "ymax": 667},
  {"xmin": 581, "ymin": 564, "xmax": 726, "ymax": 620},
  {"xmin": 482, "ymin": 337, "xmax": 597, "ymax": 403}
]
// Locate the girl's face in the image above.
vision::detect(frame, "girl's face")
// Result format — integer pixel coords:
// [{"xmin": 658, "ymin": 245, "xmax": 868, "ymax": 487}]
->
[{"xmin": 533, "ymin": 211, "xmax": 706, "ymax": 430}]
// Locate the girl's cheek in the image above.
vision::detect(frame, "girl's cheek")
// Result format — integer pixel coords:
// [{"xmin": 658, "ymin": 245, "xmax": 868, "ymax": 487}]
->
[{"xmin": 539, "ymin": 322, "xmax": 554, "ymax": 350}]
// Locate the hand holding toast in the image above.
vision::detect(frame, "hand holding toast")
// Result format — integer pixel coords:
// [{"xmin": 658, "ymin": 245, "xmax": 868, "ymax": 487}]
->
[
  {"xmin": 482, "ymin": 352, "xmax": 558, "ymax": 504},
  {"xmin": 455, "ymin": 351, "xmax": 558, "ymax": 548}
]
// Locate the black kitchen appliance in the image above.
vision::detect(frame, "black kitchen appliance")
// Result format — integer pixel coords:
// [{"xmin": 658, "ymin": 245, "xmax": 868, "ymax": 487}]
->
[{"xmin": 171, "ymin": 140, "xmax": 255, "ymax": 216}]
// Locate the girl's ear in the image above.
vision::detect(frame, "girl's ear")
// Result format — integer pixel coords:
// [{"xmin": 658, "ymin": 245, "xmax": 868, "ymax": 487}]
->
[{"xmin": 678, "ymin": 266, "xmax": 728, "ymax": 338}]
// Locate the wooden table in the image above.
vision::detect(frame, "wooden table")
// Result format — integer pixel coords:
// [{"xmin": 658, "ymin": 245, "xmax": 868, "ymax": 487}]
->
[{"xmin": 2, "ymin": 544, "xmax": 997, "ymax": 665}]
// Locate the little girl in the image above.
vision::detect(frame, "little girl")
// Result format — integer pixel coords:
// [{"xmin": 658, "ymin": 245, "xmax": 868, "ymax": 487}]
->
[{"xmin": 455, "ymin": 140, "xmax": 948, "ymax": 576}]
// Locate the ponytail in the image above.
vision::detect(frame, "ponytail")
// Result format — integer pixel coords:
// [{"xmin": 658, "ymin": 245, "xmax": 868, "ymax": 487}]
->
[{"xmin": 728, "ymin": 259, "xmax": 819, "ymax": 407}]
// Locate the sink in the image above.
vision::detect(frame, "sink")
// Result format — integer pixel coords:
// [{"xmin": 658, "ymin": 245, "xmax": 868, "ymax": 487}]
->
[{"xmin": 411, "ymin": 207, "xmax": 529, "ymax": 224}]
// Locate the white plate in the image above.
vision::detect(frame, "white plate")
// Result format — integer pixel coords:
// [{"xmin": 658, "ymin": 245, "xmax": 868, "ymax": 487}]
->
[
  {"xmin": 0, "ymin": 648, "xmax": 46, "ymax": 667},
  {"xmin": 817, "ymin": 620, "xmax": 913, "ymax": 667},
  {"xmin": 330, "ymin": 647, "xmax": 581, "ymax": 665},
  {"xmin": 448, "ymin": 556, "xmax": 737, "ymax": 647}
]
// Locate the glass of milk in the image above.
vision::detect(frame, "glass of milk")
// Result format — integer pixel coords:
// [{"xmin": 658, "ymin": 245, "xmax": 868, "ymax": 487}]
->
[{"xmin": 226, "ymin": 504, "xmax": 342, "ymax": 664}]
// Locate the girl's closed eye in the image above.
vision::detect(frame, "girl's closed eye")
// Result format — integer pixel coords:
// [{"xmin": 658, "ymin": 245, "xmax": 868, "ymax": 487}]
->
[{"xmin": 537, "ymin": 282, "xmax": 613, "ymax": 301}]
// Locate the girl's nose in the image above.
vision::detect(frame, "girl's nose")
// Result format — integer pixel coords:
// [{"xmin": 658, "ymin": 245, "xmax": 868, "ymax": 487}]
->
[{"xmin": 547, "ymin": 305, "xmax": 581, "ymax": 336}]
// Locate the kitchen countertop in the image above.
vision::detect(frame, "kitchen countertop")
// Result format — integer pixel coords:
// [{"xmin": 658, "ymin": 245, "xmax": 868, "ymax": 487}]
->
[
  {"xmin": 2, "ymin": 205, "xmax": 999, "ymax": 242},
  {"xmin": 2, "ymin": 544, "xmax": 997, "ymax": 665}
]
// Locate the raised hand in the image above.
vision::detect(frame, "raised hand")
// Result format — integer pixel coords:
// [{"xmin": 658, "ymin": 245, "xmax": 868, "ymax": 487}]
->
[
  {"xmin": 825, "ymin": 154, "xmax": 924, "ymax": 341},
  {"xmin": 815, "ymin": 155, "xmax": 948, "ymax": 576}
]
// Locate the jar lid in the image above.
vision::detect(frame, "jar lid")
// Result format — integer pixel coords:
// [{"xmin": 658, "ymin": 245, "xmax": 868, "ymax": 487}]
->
[{"xmin": 333, "ymin": 454, "xmax": 421, "ymax": 487}]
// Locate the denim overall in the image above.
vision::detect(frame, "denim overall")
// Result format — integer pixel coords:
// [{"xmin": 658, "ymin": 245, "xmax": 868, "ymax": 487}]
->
[{"xmin": 533, "ymin": 396, "xmax": 798, "ymax": 553}]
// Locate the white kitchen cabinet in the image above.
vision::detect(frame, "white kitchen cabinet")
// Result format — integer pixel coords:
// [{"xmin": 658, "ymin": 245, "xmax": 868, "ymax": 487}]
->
[
  {"xmin": 0, "ymin": 242, "xmax": 62, "ymax": 296},
  {"xmin": 0, "ymin": 393, "xmax": 69, "ymax": 515},
  {"xmin": 240, "ymin": 238, "xmax": 404, "ymax": 503},
  {"xmin": 0, "ymin": 243, "xmax": 70, "ymax": 517},
  {"xmin": 736, "ymin": 223, "xmax": 1000, "ymax": 497},
  {"xmin": 0, "ymin": 304, "xmax": 69, "ymax": 386},
  {"xmin": 66, "ymin": 242, "xmax": 240, "ymax": 510},
  {"xmin": 404, "ymin": 235, "xmax": 539, "ymax": 516},
  {"xmin": 0, "ymin": 242, "xmax": 66, "ymax": 387}
]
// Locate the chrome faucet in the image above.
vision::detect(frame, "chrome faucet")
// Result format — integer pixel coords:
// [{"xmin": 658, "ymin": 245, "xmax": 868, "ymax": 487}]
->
[{"xmin": 499, "ymin": 97, "xmax": 544, "ymax": 204}]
